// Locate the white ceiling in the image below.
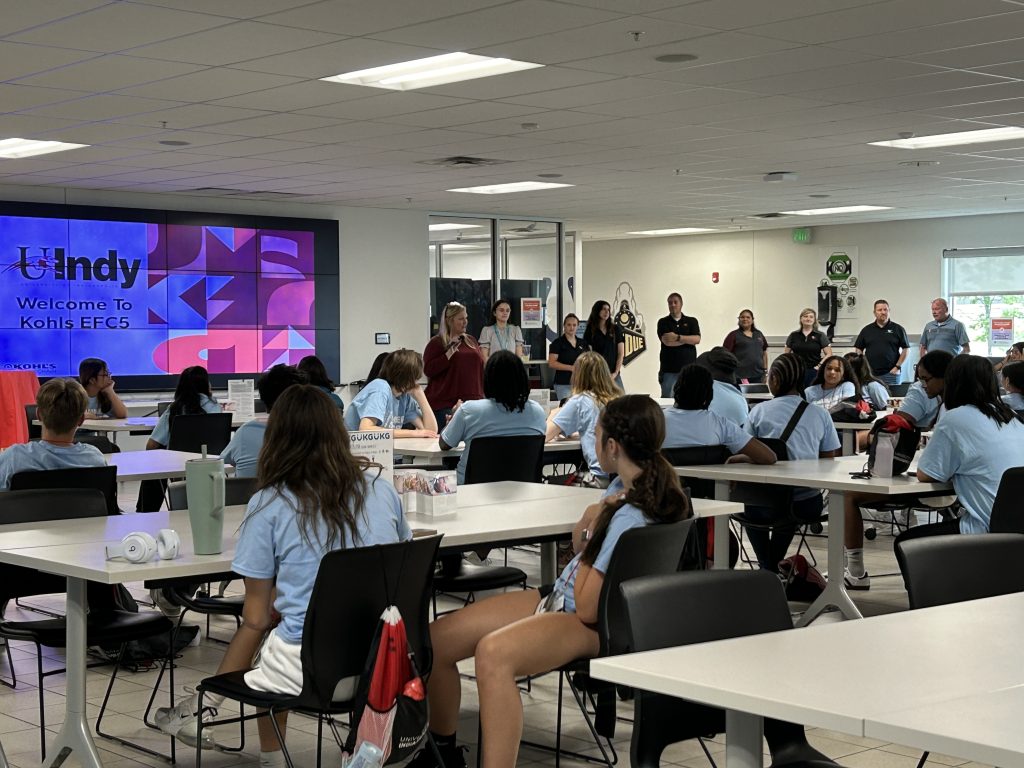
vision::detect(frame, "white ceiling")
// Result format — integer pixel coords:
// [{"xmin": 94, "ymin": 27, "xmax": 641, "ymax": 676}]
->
[{"xmin": 3, "ymin": 0, "xmax": 1024, "ymax": 238}]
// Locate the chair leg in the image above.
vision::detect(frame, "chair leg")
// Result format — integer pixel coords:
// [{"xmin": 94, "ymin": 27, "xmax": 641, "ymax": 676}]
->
[
  {"xmin": 96, "ymin": 643, "xmax": 173, "ymax": 762},
  {"xmin": 0, "ymin": 637, "xmax": 16, "ymax": 689},
  {"xmin": 916, "ymin": 751, "xmax": 930, "ymax": 768},
  {"xmin": 36, "ymin": 643, "xmax": 46, "ymax": 761},
  {"xmin": 564, "ymin": 674, "xmax": 617, "ymax": 768},
  {"xmin": 144, "ymin": 619, "xmax": 183, "ymax": 729},
  {"xmin": 698, "ymin": 737, "xmax": 719, "ymax": 768},
  {"xmin": 268, "ymin": 706, "xmax": 296, "ymax": 768}
]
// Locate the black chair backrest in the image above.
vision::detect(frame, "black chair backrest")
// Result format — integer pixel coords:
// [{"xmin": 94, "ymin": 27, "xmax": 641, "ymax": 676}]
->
[
  {"xmin": 740, "ymin": 383, "xmax": 770, "ymax": 394},
  {"xmin": 0, "ymin": 489, "xmax": 107, "ymax": 602},
  {"xmin": 10, "ymin": 465, "xmax": 119, "ymax": 515},
  {"xmin": 989, "ymin": 467, "xmax": 1024, "ymax": 534},
  {"xmin": 889, "ymin": 382, "xmax": 911, "ymax": 397},
  {"xmin": 254, "ymin": 398, "xmax": 267, "ymax": 413},
  {"xmin": 74, "ymin": 434, "xmax": 120, "ymax": 454},
  {"xmin": 662, "ymin": 445, "xmax": 729, "ymax": 499},
  {"xmin": 596, "ymin": 519, "xmax": 693, "ymax": 658},
  {"xmin": 464, "ymin": 434, "xmax": 545, "ymax": 484},
  {"xmin": 896, "ymin": 533, "xmax": 1024, "ymax": 609},
  {"xmin": 24, "ymin": 404, "xmax": 41, "ymax": 440},
  {"xmin": 297, "ymin": 536, "xmax": 442, "ymax": 710},
  {"xmin": 167, "ymin": 476, "xmax": 258, "ymax": 511},
  {"xmin": 167, "ymin": 413, "xmax": 233, "ymax": 455},
  {"xmin": 157, "ymin": 401, "xmax": 172, "ymax": 416}
]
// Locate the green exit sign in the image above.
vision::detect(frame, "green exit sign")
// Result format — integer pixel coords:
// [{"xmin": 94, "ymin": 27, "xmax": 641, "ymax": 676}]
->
[{"xmin": 792, "ymin": 227, "xmax": 812, "ymax": 244}]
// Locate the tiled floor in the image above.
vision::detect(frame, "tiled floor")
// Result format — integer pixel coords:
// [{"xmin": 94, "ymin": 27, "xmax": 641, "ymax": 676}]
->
[{"xmin": 0, "ymin": 493, "xmax": 988, "ymax": 768}]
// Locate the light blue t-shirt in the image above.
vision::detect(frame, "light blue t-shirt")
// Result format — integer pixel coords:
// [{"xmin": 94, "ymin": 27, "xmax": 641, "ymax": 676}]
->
[
  {"xmin": 150, "ymin": 394, "xmax": 221, "ymax": 447},
  {"xmin": 921, "ymin": 317, "xmax": 969, "ymax": 355},
  {"xmin": 863, "ymin": 380, "xmax": 890, "ymax": 411},
  {"xmin": 344, "ymin": 379, "xmax": 420, "ymax": 432},
  {"xmin": 86, "ymin": 395, "xmax": 113, "ymax": 417},
  {"xmin": 917, "ymin": 405, "xmax": 1024, "ymax": 534},
  {"xmin": 663, "ymin": 408, "xmax": 751, "ymax": 454},
  {"xmin": 710, "ymin": 380, "xmax": 748, "ymax": 427},
  {"xmin": 553, "ymin": 393, "xmax": 604, "ymax": 476},
  {"xmin": 803, "ymin": 381, "xmax": 855, "ymax": 410},
  {"xmin": 220, "ymin": 419, "xmax": 268, "ymax": 478},
  {"xmin": 317, "ymin": 385, "xmax": 345, "ymax": 413},
  {"xmin": 552, "ymin": 478, "xmax": 647, "ymax": 614},
  {"xmin": 0, "ymin": 441, "xmax": 106, "ymax": 490},
  {"xmin": 898, "ymin": 382, "xmax": 940, "ymax": 428},
  {"xmin": 441, "ymin": 398, "xmax": 547, "ymax": 484},
  {"xmin": 1002, "ymin": 391, "xmax": 1024, "ymax": 411},
  {"xmin": 232, "ymin": 474, "xmax": 412, "ymax": 643}
]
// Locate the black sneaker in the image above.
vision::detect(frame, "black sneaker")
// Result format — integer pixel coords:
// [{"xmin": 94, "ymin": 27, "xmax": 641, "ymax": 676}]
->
[{"xmin": 405, "ymin": 743, "xmax": 468, "ymax": 768}]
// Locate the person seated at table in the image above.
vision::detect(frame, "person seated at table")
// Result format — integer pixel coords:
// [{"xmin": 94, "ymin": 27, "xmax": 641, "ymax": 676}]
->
[
  {"xmin": 664, "ymin": 365, "xmax": 776, "ymax": 465},
  {"xmin": 78, "ymin": 357, "xmax": 127, "ymax": 419},
  {"xmin": 1000, "ymin": 361, "xmax": 1024, "ymax": 412},
  {"xmin": 546, "ymin": 351, "xmax": 622, "ymax": 488},
  {"xmin": 297, "ymin": 355, "xmax": 344, "ymax": 413},
  {"xmin": 842, "ymin": 349, "xmax": 954, "ymax": 589},
  {"xmin": 221, "ymin": 364, "xmax": 304, "ymax": 478},
  {"xmin": 844, "ymin": 352, "xmax": 890, "ymax": 410},
  {"xmin": 743, "ymin": 353, "xmax": 841, "ymax": 572},
  {"xmin": 803, "ymin": 355, "xmax": 860, "ymax": 411},
  {"xmin": 0, "ymin": 378, "xmax": 105, "ymax": 490},
  {"xmin": 156, "ymin": 384, "xmax": 411, "ymax": 758},
  {"xmin": 344, "ymin": 349, "xmax": 438, "ymax": 437},
  {"xmin": 440, "ymin": 351, "xmax": 547, "ymax": 485},
  {"xmin": 693, "ymin": 347, "xmax": 748, "ymax": 426},
  {"xmin": 412, "ymin": 395, "xmax": 690, "ymax": 768},
  {"xmin": 137, "ymin": 365, "xmax": 222, "ymax": 512},
  {"xmin": 363, "ymin": 351, "xmax": 389, "ymax": 388},
  {"xmin": 898, "ymin": 355, "xmax": 1024, "ymax": 547},
  {"xmin": 992, "ymin": 341, "xmax": 1024, "ymax": 373}
]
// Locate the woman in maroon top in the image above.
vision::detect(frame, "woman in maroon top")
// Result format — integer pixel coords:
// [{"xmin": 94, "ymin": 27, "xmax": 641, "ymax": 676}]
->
[{"xmin": 423, "ymin": 301, "xmax": 484, "ymax": 425}]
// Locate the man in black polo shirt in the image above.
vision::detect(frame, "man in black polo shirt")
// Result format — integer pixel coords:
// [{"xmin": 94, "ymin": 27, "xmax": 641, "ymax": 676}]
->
[
  {"xmin": 657, "ymin": 292, "xmax": 701, "ymax": 397},
  {"xmin": 854, "ymin": 299, "xmax": 910, "ymax": 387}
]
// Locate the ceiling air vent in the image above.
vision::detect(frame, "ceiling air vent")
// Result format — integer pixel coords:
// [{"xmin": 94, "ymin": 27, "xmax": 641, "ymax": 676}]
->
[
  {"xmin": 417, "ymin": 156, "xmax": 511, "ymax": 167},
  {"xmin": 188, "ymin": 187, "xmax": 307, "ymax": 199}
]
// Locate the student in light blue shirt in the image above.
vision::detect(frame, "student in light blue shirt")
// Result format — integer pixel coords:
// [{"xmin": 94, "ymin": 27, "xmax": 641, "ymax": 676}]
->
[
  {"xmin": 908, "ymin": 356, "xmax": 1024, "ymax": 541},
  {"xmin": 694, "ymin": 347, "xmax": 748, "ymax": 426},
  {"xmin": 1000, "ymin": 362, "xmax": 1024, "ymax": 412},
  {"xmin": 221, "ymin": 364, "xmax": 304, "ymax": 478},
  {"xmin": 344, "ymin": 349, "xmax": 438, "ymax": 438},
  {"xmin": 297, "ymin": 355, "xmax": 345, "ymax": 414},
  {"xmin": 0, "ymin": 378, "xmax": 105, "ymax": 490},
  {"xmin": 440, "ymin": 351, "xmax": 547, "ymax": 484},
  {"xmin": 423, "ymin": 395, "xmax": 689, "ymax": 768},
  {"xmin": 547, "ymin": 351, "xmax": 622, "ymax": 484},
  {"xmin": 844, "ymin": 353, "xmax": 890, "ymax": 410},
  {"xmin": 803, "ymin": 355, "xmax": 859, "ymax": 411},
  {"xmin": 156, "ymin": 385, "xmax": 411, "ymax": 755},
  {"xmin": 664, "ymin": 365, "xmax": 776, "ymax": 464},
  {"xmin": 742, "ymin": 354, "xmax": 841, "ymax": 571}
]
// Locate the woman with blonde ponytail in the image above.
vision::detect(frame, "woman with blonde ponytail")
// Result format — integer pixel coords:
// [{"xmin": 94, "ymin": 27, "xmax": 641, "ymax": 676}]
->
[{"xmin": 411, "ymin": 395, "xmax": 690, "ymax": 768}]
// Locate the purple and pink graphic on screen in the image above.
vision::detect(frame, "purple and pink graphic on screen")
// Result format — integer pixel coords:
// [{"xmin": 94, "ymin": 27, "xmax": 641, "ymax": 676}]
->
[{"xmin": 0, "ymin": 216, "xmax": 317, "ymax": 376}]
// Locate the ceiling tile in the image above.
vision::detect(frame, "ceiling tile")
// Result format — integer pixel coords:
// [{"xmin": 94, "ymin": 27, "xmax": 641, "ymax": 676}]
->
[
  {"xmin": 499, "ymin": 76, "xmax": 685, "ymax": 109},
  {"xmin": 420, "ymin": 66, "xmax": 615, "ymax": 100},
  {"xmin": 199, "ymin": 113, "xmax": 346, "ymax": 137},
  {"xmin": 13, "ymin": 55, "xmax": 206, "ymax": 92},
  {"xmin": 114, "ymin": 68, "xmax": 302, "ymax": 103},
  {"xmin": 831, "ymin": 10, "xmax": 1024, "ymax": 57},
  {"xmin": 0, "ymin": 42, "xmax": 100, "ymax": 82},
  {"xmin": 255, "ymin": 0, "xmax": 511, "ymax": 37},
  {"xmin": 130, "ymin": 0, "xmax": 315, "ymax": 18},
  {"xmin": 383, "ymin": 102, "xmax": 540, "ymax": 129},
  {"xmin": 23, "ymin": 94, "xmax": 188, "ymax": 122},
  {"xmin": 112, "ymin": 103, "xmax": 273, "ymax": 130},
  {"xmin": 211, "ymin": 80, "xmax": 371, "ymax": 112},
  {"xmin": 0, "ymin": 1, "xmax": 109, "ymax": 36},
  {"xmin": 911, "ymin": 37, "xmax": 1024, "ymax": 69},
  {"xmin": 651, "ymin": 46, "xmax": 873, "ymax": 87},
  {"xmin": 297, "ymin": 92, "xmax": 471, "ymax": 121},
  {"xmin": 231, "ymin": 37, "xmax": 443, "ymax": 78},
  {"xmin": 266, "ymin": 121, "xmax": 417, "ymax": 143},
  {"xmin": 0, "ymin": 83, "xmax": 84, "ymax": 113},
  {"xmin": 648, "ymin": 0, "xmax": 878, "ymax": 30}
]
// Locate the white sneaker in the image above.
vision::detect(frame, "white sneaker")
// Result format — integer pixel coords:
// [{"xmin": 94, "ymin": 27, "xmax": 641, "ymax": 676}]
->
[
  {"xmin": 150, "ymin": 588, "xmax": 182, "ymax": 618},
  {"xmin": 155, "ymin": 690, "xmax": 218, "ymax": 749},
  {"xmin": 464, "ymin": 552, "xmax": 492, "ymax": 566},
  {"xmin": 844, "ymin": 569, "xmax": 871, "ymax": 590}
]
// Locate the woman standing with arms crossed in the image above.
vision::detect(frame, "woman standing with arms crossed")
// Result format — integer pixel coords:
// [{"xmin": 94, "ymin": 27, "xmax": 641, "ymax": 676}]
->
[
  {"xmin": 548, "ymin": 313, "xmax": 586, "ymax": 402},
  {"xmin": 723, "ymin": 309, "xmax": 769, "ymax": 384},
  {"xmin": 784, "ymin": 308, "xmax": 832, "ymax": 388},
  {"xmin": 582, "ymin": 300, "xmax": 624, "ymax": 389},
  {"xmin": 478, "ymin": 298, "xmax": 524, "ymax": 360},
  {"xmin": 423, "ymin": 301, "xmax": 484, "ymax": 426}
]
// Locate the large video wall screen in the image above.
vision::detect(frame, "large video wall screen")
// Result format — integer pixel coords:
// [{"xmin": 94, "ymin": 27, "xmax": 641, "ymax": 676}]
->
[{"xmin": 0, "ymin": 204, "xmax": 339, "ymax": 387}]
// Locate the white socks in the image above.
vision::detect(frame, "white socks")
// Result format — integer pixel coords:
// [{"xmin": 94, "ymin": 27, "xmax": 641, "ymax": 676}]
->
[
  {"xmin": 260, "ymin": 750, "xmax": 287, "ymax": 767},
  {"xmin": 846, "ymin": 548, "xmax": 866, "ymax": 577}
]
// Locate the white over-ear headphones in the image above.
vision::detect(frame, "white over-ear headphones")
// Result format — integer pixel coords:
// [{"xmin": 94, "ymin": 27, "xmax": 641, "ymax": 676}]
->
[{"xmin": 105, "ymin": 529, "xmax": 180, "ymax": 563}]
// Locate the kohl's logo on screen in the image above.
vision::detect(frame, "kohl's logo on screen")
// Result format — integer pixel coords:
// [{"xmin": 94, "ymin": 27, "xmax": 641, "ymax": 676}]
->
[{"xmin": 14, "ymin": 246, "xmax": 141, "ymax": 289}]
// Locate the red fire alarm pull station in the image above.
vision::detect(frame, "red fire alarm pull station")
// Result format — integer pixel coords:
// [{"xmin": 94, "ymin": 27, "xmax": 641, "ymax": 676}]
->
[{"xmin": 711, "ymin": 272, "xmax": 719, "ymax": 283}]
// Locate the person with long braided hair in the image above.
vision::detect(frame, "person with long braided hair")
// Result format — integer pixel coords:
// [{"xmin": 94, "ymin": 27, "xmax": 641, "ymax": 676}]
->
[
  {"xmin": 411, "ymin": 395, "xmax": 690, "ymax": 768},
  {"xmin": 743, "ymin": 353, "xmax": 841, "ymax": 571}
]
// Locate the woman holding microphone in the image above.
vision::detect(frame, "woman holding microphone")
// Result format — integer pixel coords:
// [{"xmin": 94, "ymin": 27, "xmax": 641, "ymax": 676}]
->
[{"xmin": 423, "ymin": 301, "xmax": 484, "ymax": 426}]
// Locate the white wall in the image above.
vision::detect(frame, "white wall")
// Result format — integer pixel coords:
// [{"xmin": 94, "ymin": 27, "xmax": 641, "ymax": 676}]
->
[
  {"xmin": 582, "ymin": 211, "xmax": 1024, "ymax": 394},
  {"xmin": 0, "ymin": 182, "xmax": 429, "ymax": 385}
]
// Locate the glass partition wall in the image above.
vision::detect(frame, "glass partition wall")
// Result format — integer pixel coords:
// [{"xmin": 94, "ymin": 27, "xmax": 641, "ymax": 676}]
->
[{"xmin": 429, "ymin": 215, "xmax": 569, "ymax": 387}]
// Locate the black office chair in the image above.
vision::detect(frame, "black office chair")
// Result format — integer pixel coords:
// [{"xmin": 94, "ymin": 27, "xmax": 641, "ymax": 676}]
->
[
  {"xmin": 520, "ymin": 520, "xmax": 694, "ymax": 768},
  {"xmin": 988, "ymin": 467, "xmax": 1024, "ymax": 534},
  {"xmin": 740, "ymin": 383, "xmax": 770, "ymax": 395},
  {"xmin": 156, "ymin": 400, "xmax": 173, "ymax": 415},
  {"xmin": 23, "ymin": 404, "xmax": 41, "ymax": 440},
  {"xmin": 0, "ymin": 489, "xmax": 177, "ymax": 762},
  {"xmin": 194, "ymin": 536, "xmax": 443, "ymax": 768},
  {"xmin": 621, "ymin": 570, "xmax": 838, "ymax": 768},
  {"xmin": 254, "ymin": 398, "xmax": 267, "ymax": 413},
  {"xmin": 889, "ymin": 382, "xmax": 911, "ymax": 397},
  {"xmin": 662, "ymin": 445, "xmax": 737, "ymax": 570},
  {"xmin": 10, "ymin": 465, "xmax": 119, "ymax": 515},
  {"xmin": 433, "ymin": 435, "xmax": 546, "ymax": 612},
  {"xmin": 167, "ymin": 412, "xmax": 233, "ymax": 455}
]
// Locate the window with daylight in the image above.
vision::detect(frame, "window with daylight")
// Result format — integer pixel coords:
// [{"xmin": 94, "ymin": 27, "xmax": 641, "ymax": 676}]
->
[{"xmin": 943, "ymin": 246, "xmax": 1024, "ymax": 356}]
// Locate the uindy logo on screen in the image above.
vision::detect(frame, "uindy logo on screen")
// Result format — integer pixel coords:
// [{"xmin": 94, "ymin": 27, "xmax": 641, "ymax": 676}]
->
[{"xmin": 14, "ymin": 246, "xmax": 141, "ymax": 289}]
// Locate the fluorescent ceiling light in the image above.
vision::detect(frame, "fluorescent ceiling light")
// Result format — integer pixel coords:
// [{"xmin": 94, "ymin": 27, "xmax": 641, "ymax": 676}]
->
[
  {"xmin": 627, "ymin": 227, "xmax": 717, "ymax": 235},
  {"xmin": 321, "ymin": 52, "xmax": 542, "ymax": 91},
  {"xmin": 780, "ymin": 205, "xmax": 892, "ymax": 216},
  {"xmin": 0, "ymin": 138, "xmax": 88, "ymax": 159},
  {"xmin": 438, "ymin": 243, "xmax": 486, "ymax": 250},
  {"xmin": 448, "ymin": 181, "xmax": 573, "ymax": 194},
  {"xmin": 869, "ymin": 127, "xmax": 1024, "ymax": 149},
  {"xmin": 429, "ymin": 223, "xmax": 483, "ymax": 231}
]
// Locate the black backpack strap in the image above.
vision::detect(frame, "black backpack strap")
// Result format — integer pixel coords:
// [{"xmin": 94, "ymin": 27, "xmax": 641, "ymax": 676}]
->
[{"xmin": 780, "ymin": 400, "xmax": 809, "ymax": 445}]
